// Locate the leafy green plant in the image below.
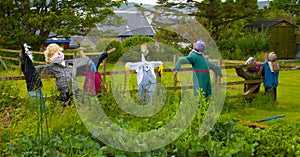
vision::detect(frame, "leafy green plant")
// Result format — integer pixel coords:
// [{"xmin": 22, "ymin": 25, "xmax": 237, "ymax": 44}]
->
[
  {"xmin": 222, "ymin": 31, "xmax": 269, "ymax": 60},
  {"xmin": 234, "ymin": 31, "xmax": 269, "ymax": 60}
]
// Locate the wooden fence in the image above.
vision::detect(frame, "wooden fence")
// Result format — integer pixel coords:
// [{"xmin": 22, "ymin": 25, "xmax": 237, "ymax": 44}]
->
[{"xmin": 0, "ymin": 48, "xmax": 260, "ymax": 97}]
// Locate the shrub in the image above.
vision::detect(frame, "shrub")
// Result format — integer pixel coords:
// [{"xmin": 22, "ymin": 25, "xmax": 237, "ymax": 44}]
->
[{"xmin": 221, "ymin": 31, "xmax": 269, "ymax": 60}]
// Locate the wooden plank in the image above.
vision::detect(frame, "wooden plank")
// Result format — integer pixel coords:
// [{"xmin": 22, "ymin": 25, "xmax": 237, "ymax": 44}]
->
[
  {"xmin": 223, "ymin": 74, "xmax": 241, "ymax": 78},
  {"xmin": 211, "ymin": 59, "xmax": 245, "ymax": 64},
  {"xmin": 0, "ymin": 75, "xmax": 54, "ymax": 81},
  {"xmin": 1, "ymin": 56, "xmax": 46, "ymax": 64},
  {"xmin": 122, "ymin": 86, "xmax": 194, "ymax": 92},
  {"xmin": 224, "ymin": 81, "xmax": 245, "ymax": 85},
  {"xmin": 226, "ymin": 87, "xmax": 244, "ymax": 91},
  {"xmin": 224, "ymin": 79, "xmax": 263, "ymax": 85},
  {"xmin": 244, "ymin": 79, "xmax": 263, "ymax": 84},
  {"xmin": 0, "ymin": 48, "xmax": 106, "ymax": 56},
  {"xmin": 0, "ymin": 76, "xmax": 25, "ymax": 81}
]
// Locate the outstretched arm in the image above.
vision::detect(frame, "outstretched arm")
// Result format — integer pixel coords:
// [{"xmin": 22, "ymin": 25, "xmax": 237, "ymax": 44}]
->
[
  {"xmin": 35, "ymin": 64, "xmax": 53, "ymax": 75},
  {"xmin": 174, "ymin": 57, "xmax": 190, "ymax": 70},
  {"xmin": 125, "ymin": 62, "xmax": 141, "ymax": 70},
  {"xmin": 208, "ymin": 61, "xmax": 222, "ymax": 77},
  {"xmin": 90, "ymin": 48, "xmax": 116, "ymax": 70}
]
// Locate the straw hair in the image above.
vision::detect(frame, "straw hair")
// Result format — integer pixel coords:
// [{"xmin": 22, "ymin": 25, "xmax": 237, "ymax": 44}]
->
[{"xmin": 44, "ymin": 43, "xmax": 63, "ymax": 63}]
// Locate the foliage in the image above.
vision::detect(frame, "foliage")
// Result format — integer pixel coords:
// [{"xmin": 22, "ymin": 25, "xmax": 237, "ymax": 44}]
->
[
  {"xmin": 154, "ymin": 29, "xmax": 191, "ymax": 56},
  {"xmin": 122, "ymin": 35, "xmax": 154, "ymax": 48},
  {"xmin": 269, "ymin": 0, "xmax": 300, "ymax": 25},
  {"xmin": 118, "ymin": 35, "xmax": 154, "ymax": 62},
  {"xmin": 222, "ymin": 31, "xmax": 269, "ymax": 60},
  {"xmin": 0, "ymin": 0, "xmax": 127, "ymax": 49},
  {"xmin": 157, "ymin": 0, "xmax": 261, "ymax": 41},
  {"xmin": 0, "ymin": 82, "xmax": 26, "ymax": 112}
]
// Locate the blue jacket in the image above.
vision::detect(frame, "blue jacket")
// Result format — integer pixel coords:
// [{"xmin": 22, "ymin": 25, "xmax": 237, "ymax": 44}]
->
[{"xmin": 263, "ymin": 62, "xmax": 279, "ymax": 88}]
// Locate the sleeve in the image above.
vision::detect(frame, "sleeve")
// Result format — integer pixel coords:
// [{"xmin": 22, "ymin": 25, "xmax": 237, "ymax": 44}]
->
[
  {"xmin": 90, "ymin": 52, "xmax": 108, "ymax": 70},
  {"xmin": 35, "ymin": 64, "xmax": 53, "ymax": 75},
  {"xmin": 208, "ymin": 61, "xmax": 222, "ymax": 77},
  {"xmin": 174, "ymin": 56, "xmax": 192, "ymax": 70},
  {"xmin": 70, "ymin": 56, "xmax": 90, "ymax": 69},
  {"xmin": 149, "ymin": 61, "xmax": 163, "ymax": 67},
  {"xmin": 125, "ymin": 62, "xmax": 141, "ymax": 70}
]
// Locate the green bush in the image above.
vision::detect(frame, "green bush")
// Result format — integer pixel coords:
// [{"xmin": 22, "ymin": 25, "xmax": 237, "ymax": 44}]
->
[
  {"xmin": 235, "ymin": 32, "xmax": 269, "ymax": 60},
  {"xmin": 222, "ymin": 31, "xmax": 269, "ymax": 60}
]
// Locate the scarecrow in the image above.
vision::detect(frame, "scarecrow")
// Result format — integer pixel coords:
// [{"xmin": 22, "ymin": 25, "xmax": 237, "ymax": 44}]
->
[
  {"xmin": 19, "ymin": 42, "xmax": 45, "ymax": 106},
  {"xmin": 19, "ymin": 42, "xmax": 49, "ymax": 147},
  {"xmin": 174, "ymin": 38, "xmax": 222, "ymax": 98},
  {"xmin": 125, "ymin": 44, "xmax": 163, "ymax": 104},
  {"xmin": 262, "ymin": 52, "xmax": 280, "ymax": 100},
  {"xmin": 35, "ymin": 43, "xmax": 90, "ymax": 105},
  {"xmin": 82, "ymin": 48, "xmax": 115, "ymax": 95},
  {"xmin": 36, "ymin": 43, "xmax": 115, "ymax": 105},
  {"xmin": 235, "ymin": 57, "xmax": 263, "ymax": 95}
]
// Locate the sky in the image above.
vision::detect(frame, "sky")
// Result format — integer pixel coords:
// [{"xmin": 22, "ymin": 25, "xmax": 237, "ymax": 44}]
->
[{"xmin": 127, "ymin": 0, "xmax": 268, "ymax": 5}]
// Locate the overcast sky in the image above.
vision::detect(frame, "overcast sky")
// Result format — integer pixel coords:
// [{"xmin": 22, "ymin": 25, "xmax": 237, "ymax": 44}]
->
[{"xmin": 127, "ymin": 0, "xmax": 267, "ymax": 5}]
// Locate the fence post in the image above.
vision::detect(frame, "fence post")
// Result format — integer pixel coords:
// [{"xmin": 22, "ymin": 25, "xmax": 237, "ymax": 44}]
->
[
  {"xmin": 102, "ymin": 59, "xmax": 107, "ymax": 84},
  {"xmin": 218, "ymin": 58, "xmax": 222, "ymax": 84},
  {"xmin": 19, "ymin": 49, "xmax": 22, "ymax": 74},
  {"xmin": 173, "ymin": 55, "xmax": 178, "ymax": 90}
]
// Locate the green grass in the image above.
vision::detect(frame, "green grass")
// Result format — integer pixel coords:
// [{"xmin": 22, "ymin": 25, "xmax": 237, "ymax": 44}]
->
[{"xmin": 223, "ymin": 69, "xmax": 300, "ymax": 124}]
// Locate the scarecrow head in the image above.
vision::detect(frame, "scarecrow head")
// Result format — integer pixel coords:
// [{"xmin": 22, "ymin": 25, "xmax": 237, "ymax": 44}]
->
[
  {"xmin": 267, "ymin": 52, "xmax": 277, "ymax": 62},
  {"xmin": 194, "ymin": 38, "xmax": 206, "ymax": 53},
  {"xmin": 44, "ymin": 43, "xmax": 64, "ymax": 64},
  {"xmin": 21, "ymin": 42, "xmax": 33, "ymax": 61}
]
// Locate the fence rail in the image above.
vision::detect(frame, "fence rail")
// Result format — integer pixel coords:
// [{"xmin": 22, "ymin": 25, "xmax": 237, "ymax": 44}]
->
[{"xmin": 0, "ymin": 48, "xmax": 262, "ymax": 97}]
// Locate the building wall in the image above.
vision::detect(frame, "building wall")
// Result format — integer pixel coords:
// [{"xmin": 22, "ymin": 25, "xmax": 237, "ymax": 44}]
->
[{"xmin": 267, "ymin": 23, "xmax": 297, "ymax": 59}]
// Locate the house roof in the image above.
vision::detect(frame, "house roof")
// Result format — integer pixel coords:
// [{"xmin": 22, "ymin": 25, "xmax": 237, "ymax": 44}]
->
[
  {"xmin": 45, "ymin": 39, "xmax": 71, "ymax": 44},
  {"xmin": 245, "ymin": 19, "xmax": 298, "ymax": 29},
  {"xmin": 97, "ymin": 10, "xmax": 155, "ymax": 37}
]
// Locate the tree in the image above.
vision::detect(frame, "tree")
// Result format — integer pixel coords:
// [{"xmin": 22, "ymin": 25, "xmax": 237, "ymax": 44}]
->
[
  {"xmin": 157, "ymin": 0, "xmax": 261, "ymax": 41},
  {"xmin": 267, "ymin": 0, "xmax": 300, "ymax": 25},
  {"xmin": 0, "ymin": 0, "xmax": 127, "ymax": 49}
]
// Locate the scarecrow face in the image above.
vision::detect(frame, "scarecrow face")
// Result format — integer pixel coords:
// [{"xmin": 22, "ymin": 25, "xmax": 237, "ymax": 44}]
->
[
  {"xmin": 23, "ymin": 43, "xmax": 31, "ymax": 53},
  {"xmin": 44, "ymin": 43, "xmax": 64, "ymax": 63},
  {"xmin": 49, "ymin": 51, "xmax": 65, "ymax": 64}
]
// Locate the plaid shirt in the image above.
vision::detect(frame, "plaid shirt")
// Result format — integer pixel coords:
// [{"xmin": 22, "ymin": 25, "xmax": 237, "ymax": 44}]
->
[{"xmin": 36, "ymin": 57, "xmax": 90, "ymax": 92}]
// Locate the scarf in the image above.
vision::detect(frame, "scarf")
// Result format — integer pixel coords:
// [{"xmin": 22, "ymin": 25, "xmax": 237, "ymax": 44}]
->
[{"xmin": 268, "ymin": 61, "xmax": 280, "ymax": 72}]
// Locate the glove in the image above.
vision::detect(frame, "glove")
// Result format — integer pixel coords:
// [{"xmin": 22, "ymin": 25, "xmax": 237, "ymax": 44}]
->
[{"xmin": 158, "ymin": 65, "xmax": 164, "ymax": 76}]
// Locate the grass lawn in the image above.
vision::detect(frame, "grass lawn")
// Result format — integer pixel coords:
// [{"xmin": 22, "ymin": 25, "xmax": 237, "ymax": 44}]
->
[{"xmin": 223, "ymin": 69, "xmax": 300, "ymax": 124}]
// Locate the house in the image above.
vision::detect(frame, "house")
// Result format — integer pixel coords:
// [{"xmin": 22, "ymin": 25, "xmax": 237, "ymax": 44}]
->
[
  {"xmin": 44, "ymin": 39, "xmax": 71, "ymax": 50},
  {"xmin": 245, "ymin": 19, "xmax": 298, "ymax": 59},
  {"xmin": 96, "ymin": 10, "xmax": 155, "ymax": 40}
]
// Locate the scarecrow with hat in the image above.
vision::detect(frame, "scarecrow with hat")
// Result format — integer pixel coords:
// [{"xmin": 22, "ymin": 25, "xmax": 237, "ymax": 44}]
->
[{"xmin": 174, "ymin": 38, "xmax": 222, "ymax": 98}]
